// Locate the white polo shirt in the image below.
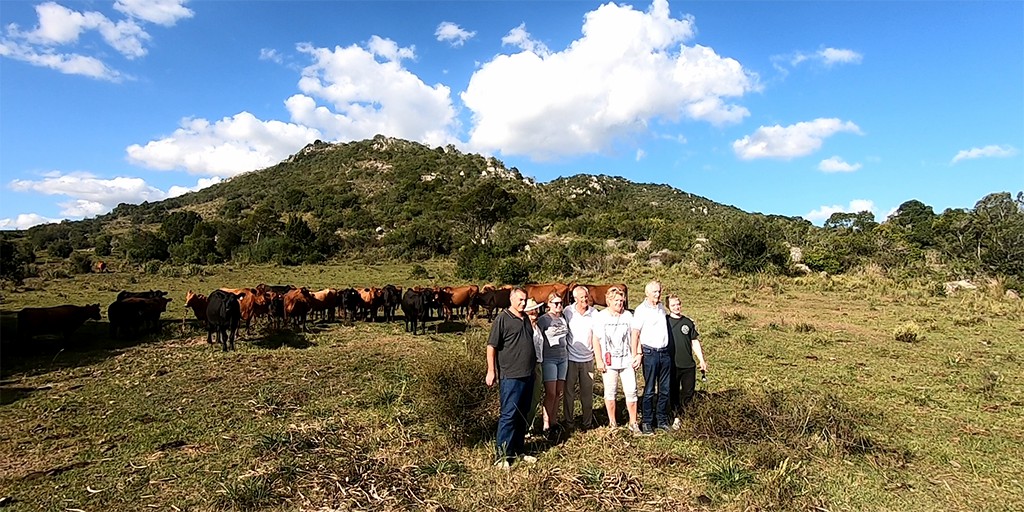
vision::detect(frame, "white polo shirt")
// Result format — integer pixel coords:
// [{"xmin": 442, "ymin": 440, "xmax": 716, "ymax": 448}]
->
[
  {"xmin": 563, "ymin": 303, "xmax": 596, "ymax": 362},
  {"xmin": 631, "ymin": 301, "xmax": 668, "ymax": 349}
]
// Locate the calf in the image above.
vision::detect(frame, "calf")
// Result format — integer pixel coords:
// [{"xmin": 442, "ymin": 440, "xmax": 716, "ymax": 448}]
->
[
  {"xmin": 17, "ymin": 304, "xmax": 101, "ymax": 342},
  {"xmin": 206, "ymin": 289, "xmax": 244, "ymax": 351}
]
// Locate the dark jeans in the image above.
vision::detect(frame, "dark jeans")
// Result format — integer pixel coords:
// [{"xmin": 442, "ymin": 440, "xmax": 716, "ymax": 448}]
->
[
  {"xmin": 497, "ymin": 374, "xmax": 535, "ymax": 463},
  {"xmin": 670, "ymin": 366, "xmax": 697, "ymax": 415},
  {"xmin": 641, "ymin": 346, "xmax": 672, "ymax": 428}
]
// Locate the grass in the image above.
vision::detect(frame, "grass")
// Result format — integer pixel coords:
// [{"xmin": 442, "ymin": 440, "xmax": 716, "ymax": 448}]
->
[{"xmin": 1, "ymin": 262, "xmax": 1023, "ymax": 511}]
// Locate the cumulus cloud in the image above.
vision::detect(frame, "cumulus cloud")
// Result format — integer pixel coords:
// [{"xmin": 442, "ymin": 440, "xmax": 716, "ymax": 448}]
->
[
  {"xmin": 818, "ymin": 156, "xmax": 862, "ymax": 173},
  {"xmin": 819, "ymin": 47, "xmax": 862, "ymax": 66},
  {"xmin": 5, "ymin": 172, "xmax": 221, "ymax": 223},
  {"xmin": 0, "ymin": 213, "xmax": 62, "ymax": 230},
  {"xmin": 436, "ymin": 22, "xmax": 476, "ymax": 47},
  {"xmin": 113, "ymin": 0, "xmax": 193, "ymax": 26},
  {"xmin": 462, "ymin": 0, "xmax": 758, "ymax": 160},
  {"xmin": 125, "ymin": 112, "xmax": 322, "ymax": 176},
  {"xmin": 285, "ymin": 40, "xmax": 458, "ymax": 147},
  {"xmin": 950, "ymin": 144, "xmax": 1019, "ymax": 164},
  {"xmin": 733, "ymin": 118, "xmax": 862, "ymax": 160},
  {"xmin": 1, "ymin": 0, "xmax": 190, "ymax": 80},
  {"xmin": 805, "ymin": 199, "xmax": 875, "ymax": 223}
]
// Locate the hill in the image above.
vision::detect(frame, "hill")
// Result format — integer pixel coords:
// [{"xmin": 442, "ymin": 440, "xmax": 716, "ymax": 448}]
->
[{"xmin": 2, "ymin": 135, "xmax": 1021, "ymax": 284}]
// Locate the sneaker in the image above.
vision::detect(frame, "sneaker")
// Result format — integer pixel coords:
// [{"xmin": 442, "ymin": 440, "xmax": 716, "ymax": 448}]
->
[
  {"xmin": 629, "ymin": 423, "xmax": 642, "ymax": 435},
  {"xmin": 656, "ymin": 425, "xmax": 671, "ymax": 433},
  {"xmin": 640, "ymin": 424, "xmax": 655, "ymax": 436},
  {"xmin": 494, "ymin": 459, "xmax": 510, "ymax": 469},
  {"xmin": 672, "ymin": 417, "xmax": 682, "ymax": 431},
  {"xmin": 521, "ymin": 455, "xmax": 538, "ymax": 464}
]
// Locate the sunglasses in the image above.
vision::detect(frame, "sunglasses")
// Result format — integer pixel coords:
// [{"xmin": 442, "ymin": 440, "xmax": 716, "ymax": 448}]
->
[{"xmin": 550, "ymin": 301, "xmax": 562, "ymax": 305}]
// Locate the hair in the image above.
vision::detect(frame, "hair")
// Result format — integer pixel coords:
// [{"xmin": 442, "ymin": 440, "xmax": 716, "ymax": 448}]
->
[
  {"xmin": 511, "ymin": 287, "xmax": 527, "ymax": 299},
  {"xmin": 645, "ymin": 280, "xmax": 662, "ymax": 293},
  {"xmin": 665, "ymin": 293, "xmax": 681, "ymax": 306},
  {"xmin": 572, "ymin": 286, "xmax": 589, "ymax": 299},
  {"xmin": 606, "ymin": 286, "xmax": 625, "ymax": 301},
  {"xmin": 547, "ymin": 291, "xmax": 563, "ymax": 303}
]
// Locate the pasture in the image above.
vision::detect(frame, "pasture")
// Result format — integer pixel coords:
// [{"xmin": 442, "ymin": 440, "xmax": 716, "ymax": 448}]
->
[{"xmin": 1, "ymin": 262, "xmax": 1022, "ymax": 511}]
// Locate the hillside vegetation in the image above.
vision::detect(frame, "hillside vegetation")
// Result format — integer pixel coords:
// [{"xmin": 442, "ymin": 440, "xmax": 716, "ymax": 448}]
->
[{"xmin": 1, "ymin": 135, "xmax": 1022, "ymax": 287}]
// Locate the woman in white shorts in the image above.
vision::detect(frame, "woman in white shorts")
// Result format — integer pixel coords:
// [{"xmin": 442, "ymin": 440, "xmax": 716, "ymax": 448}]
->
[{"xmin": 592, "ymin": 287, "xmax": 639, "ymax": 432}]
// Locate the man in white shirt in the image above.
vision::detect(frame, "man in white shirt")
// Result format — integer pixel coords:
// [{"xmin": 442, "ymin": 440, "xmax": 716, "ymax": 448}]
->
[
  {"xmin": 631, "ymin": 280, "xmax": 671, "ymax": 434},
  {"xmin": 563, "ymin": 286, "xmax": 596, "ymax": 430}
]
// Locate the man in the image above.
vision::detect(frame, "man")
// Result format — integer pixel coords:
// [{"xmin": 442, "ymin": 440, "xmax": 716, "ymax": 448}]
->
[
  {"xmin": 666, "ymin": 293, "xmax": 707, "ymax": 429},
  {"xmin": 631, "ymin": 280, "xmax": 671, "ymax": 434},
  {"xmin": 486, "ymin": 288, "xmax": 536, "ymax": 467},
  {"xmin": 563, "ymin": 286, "xmax": 597, "ymax": 430}
]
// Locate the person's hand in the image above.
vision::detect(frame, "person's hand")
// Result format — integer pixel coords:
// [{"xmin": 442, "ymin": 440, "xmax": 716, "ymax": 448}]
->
[
  {"xmin": 596, "ymin": 362, "xmax": 606, "ymax": 374},
  {"xmin": 632, "ymin": 353, "xmax": 642, "ymax": 370},
  {"xmin": 485, "ymin": 370, "xmax": 496, "ymax": 387},
  {"xmin": 699, "ymin": 361, "xmax": 707, "ymax": 372}
]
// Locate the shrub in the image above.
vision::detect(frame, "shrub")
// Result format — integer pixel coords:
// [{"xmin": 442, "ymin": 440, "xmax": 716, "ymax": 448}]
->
[
  {"xmin": 893, "ymin": 322, "xmax": 921, "ymax": 343},
  {"xmin": 66, "ymin": 252, "xmax": 93, "ymax": 275},
  {"xmin": 48, "ymin": 240, "xmax": 74, "ymax": 259},
  {"xmin": 495, "ymin": 258, "xmax": 530, "ymax": 285}
]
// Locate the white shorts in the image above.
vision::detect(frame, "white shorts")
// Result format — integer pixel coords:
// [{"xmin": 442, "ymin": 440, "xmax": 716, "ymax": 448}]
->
[{"xmin": 602, "ymin": 367, "xmax": 638, "ymax": 402}]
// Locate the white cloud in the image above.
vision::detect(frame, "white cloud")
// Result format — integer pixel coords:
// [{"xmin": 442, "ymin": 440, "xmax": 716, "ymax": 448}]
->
[
  {"xmin": 818, "ymin": 156, "xmax": 862, "ymax": 173},
  {"xmin": 733, "ymin": 118, "xmax": 862, "ymax": 160},
  {"xmin": 286, "ymin": 40, "xmax": 458, "ymax": 147},
  {"xmin": 5, "ymin": 172, "xmax": 222, "ymax": 222},
  {"xmin": 15, "ymin": 2, "xmax": 150, "ymax": 58},
  {"xmin": 805, "ymin": 199, "xmax": 875, "ymax": 223},
  {"xmin": 819, "ymin": 47, "xmax": 862, "ymax": 66},
  {"xmin": 436, "ymin": 22, "xmax": 476, "ymax": 47},
  {"xmin": 0, "ymin": 213, "xmax": 61, "ymax": 230},
  {"xmin": 113, "ymin": 0, "xmax": 193, "ymax": 26},
  {"xmin": 125, "ymin": 112, "xmax": 322, "ymax": 176},
  {"xmin": 463, "ymin": 0, "xmax": 758, "ymax": 160},
  {"xmin": 501, "ymin": 23, "xmax": 550, "ymax": 56},
  {"xmin": 950, "ymin": 144, "xmax": 1019, "ymax": 164},
  {"xmin": 636, "ymin": 149, "xmax": 646, "ymax": 161},
  {"xmin": 0, "ymin": 40, "xmax": 125, "ymax": 81},
  {"xmin": 259, "ymin": 48, "xmax": 283, "ymax": 64}
]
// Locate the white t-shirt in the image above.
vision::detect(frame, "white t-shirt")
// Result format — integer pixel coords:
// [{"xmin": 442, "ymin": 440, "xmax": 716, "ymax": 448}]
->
[
  {"xmin": 593, "ymin": 309, "xmax": 634, "ymax": 370},
  {"xmin": 631, "ymin": 301, "xmax": 668, "ymax": 349},
  {"xmin": 564, "ymin": 304, "xmax": 596, "ymax": 362}
]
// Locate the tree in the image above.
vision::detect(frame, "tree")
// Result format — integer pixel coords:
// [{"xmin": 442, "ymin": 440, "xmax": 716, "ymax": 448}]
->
[
  {"xmin": 707, "ymin": 216, "xmax": 789, "ymax": 274},
  {"xmin": 245, "ymin": 204, "xmax": 283, "ymax": 244},
  {"xmin": 120, "ymin": 230, "xmax": 169, "ymax": 263},
  {"xmin": 0, "ymin": 239, "xmax": 35, "ymax": 282},
  {"xmin": 48, "ymin": 240, "xmax": 74, "ymax": 259},
  {"xmin": 971, "ymin": 192, "xmax": 1024, "ymax": 277},
  {"xmin": 889, "ymin": 199, "xmax": 935, "ymax": 248},
  {"xmin": 160, "ymin": 211, "xmax": 203, "ymax": 245},
  {"xmin": 457, "ymin": 181, "xmax": 517, "ymax": 244}
]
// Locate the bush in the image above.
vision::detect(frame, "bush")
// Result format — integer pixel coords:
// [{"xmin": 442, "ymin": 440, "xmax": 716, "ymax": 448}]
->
[
  {"xmin": 66, "ymin": 253, "xmax": 93, "ymax": 275},
  {"xmin": 893, "ymin": 322, "xmax": 921, "ymax": 343},
  {"xmin": 48, "ymin": 240, "xmax": 74, "ymax": 259},
  {"xmin": 494, "ymin": 258, "xmax": 530, "ymax": 285}
]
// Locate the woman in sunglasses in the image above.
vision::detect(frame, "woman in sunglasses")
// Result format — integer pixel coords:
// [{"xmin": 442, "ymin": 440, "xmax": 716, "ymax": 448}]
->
[{"xmin": 535, "ymin": 292, "xmax": 570, "ymax": 440}]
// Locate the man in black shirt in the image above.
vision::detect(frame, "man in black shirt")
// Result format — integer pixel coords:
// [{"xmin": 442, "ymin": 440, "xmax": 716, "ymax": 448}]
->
[
  {"xmin": 486, "ymin": 288, "xmax": 536, "ymax": 467},
  {"xmin": 666, "ymin": 294, "xmax": 707, "ymax": 428}
]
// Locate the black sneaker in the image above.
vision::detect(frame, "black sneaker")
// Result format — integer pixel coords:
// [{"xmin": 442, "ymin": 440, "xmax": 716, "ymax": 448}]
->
[{"xmin": 641, "ymin": 424, "xmax": 655, "ymax": 436}]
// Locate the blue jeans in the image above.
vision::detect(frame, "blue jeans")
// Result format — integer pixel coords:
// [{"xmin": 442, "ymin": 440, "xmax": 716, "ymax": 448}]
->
[
  {"xmin": 497, "ymin": 374, "xmax": 535, "ymax": 463},
  {"xmin": 641, "ymin": 346, "xmax": 672, "ymax": 428}
]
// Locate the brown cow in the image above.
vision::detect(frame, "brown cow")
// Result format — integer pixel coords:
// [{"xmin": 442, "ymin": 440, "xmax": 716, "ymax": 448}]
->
[
  {"xmin": 283, "ymin": 287, "xmax": 314, "ymax": 331},
  {"xmin": 525, "ymin": 283, "xmax": 570, "ymax": 310},
  {"xmin": 184, "ymin": 290, "xmax": 208, "ymax": 330},
  {"xmin": 571, "ymin": 283, "xmax": 628, "ymax": 308},
  {"xmin": 17, "ymin": 304, "xmax": 102, "ymax": 341},
  {"xmin": 357, "ymin": 287, "xmax": 383, "ymax": 322},
  {"xmin": 310, "ymin": 288, "xmax": 337, "ymax": 322},
  {"xmin": 238, "ymin": 288, "xmax": 272, "ymax": 333},
  {"xmin": 440, "ymin": 285, "xmax": 479, "ymax": 322}
]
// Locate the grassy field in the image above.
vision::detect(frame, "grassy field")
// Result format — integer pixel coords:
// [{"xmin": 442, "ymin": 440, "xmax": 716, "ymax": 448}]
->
[{"xmin": 1, "ymin": 262, "xmax": 1022, "ymax": 511}]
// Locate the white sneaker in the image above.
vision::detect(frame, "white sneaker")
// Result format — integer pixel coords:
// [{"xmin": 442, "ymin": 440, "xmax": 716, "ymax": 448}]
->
[
  {"xmin": 522, "ymin": 455, "xmax": 538, "ymax": 464},
  {"xmin": 494, "ymin": 459, "xmax": 510, "ymax": 469},
  {"xmin": 672, "ymin": 417, "xmax": 682, "ymax": 430}
]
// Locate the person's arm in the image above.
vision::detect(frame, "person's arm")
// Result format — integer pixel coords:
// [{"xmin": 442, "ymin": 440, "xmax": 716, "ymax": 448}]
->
[
  {"xmin": 486, "ymin": 345, "xmax": 498, "ymax": 387},
  {"xmin": 630, "ymin": 310, "xmax": 643, "ymax": 370},
  {"xmin": 592, "ymin": 332, "xmax": 606, "ymax": 373},
  {"xmin": 692, "ymin": 338, "xmax": 706, "ymax": 372}
]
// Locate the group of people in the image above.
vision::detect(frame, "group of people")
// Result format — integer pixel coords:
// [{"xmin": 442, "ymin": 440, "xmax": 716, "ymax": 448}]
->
[{"xmin": 485, "ymin": 281, "xmax": 707, "ymax": 467}]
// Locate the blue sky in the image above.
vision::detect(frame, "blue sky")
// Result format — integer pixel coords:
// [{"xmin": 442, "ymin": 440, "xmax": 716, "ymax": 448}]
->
[{"xmin": 1, "ymin": 0, "xmax": 1021, "ymax": 230}]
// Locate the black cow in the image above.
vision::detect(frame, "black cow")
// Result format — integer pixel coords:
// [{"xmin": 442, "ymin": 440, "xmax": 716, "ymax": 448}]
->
[
  {"xmin": 401, "ymin": 289, "xmax": 435, "ymax": 335},
  {"xmin": 381, "ymin": 284, "xmax": 402, "ymax": 323},
  {"xmin": 475, "ymin": 288, "xmax": 512, "ymax": 321},
  {"xmin": 206, "ymin": 289, "xmax": 244, "ymax": 351},
  {"xmin": 108, "ymin": 296, "xmax": 172, "ymax": 338},
  {"xmin": 337, "ymin": 288, "xmax": 360, "ymax": 321},
  {"xmin": 116, "ymin": 289, "xmax": 168, "ymax": 302}
]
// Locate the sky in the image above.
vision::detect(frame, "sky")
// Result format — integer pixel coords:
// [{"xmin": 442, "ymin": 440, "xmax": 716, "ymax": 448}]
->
[{"xmin": 1, "ymin": 0, "xmax": 1022, "ymax": 230}]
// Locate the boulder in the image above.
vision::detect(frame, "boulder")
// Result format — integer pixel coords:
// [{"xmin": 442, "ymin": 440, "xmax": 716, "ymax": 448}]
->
[
  {"xmin": 1006, "ymin": 289, "xmax": 1021, "ymax": 300},
  {"xmin": 944, "ymin": 280, "xmax": 977, "ymax": 295},
  {"xmin": 792, "ymin": 263, "xmax": 812, "ymax": 275}
]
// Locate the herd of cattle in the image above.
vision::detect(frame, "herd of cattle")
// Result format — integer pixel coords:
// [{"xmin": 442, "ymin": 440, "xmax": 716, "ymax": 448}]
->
[{"xmin": 13, "ymin": 281, "xmax": 628, "ymax": 352}]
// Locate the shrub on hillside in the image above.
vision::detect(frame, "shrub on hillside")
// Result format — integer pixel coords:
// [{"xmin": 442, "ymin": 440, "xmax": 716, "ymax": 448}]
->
[
  {"xmin": 495, "ymin": 258, "xmax": 530, "ymax": 285},
  {"xmin": 893, "ymin": 322, "xmax": 921, "ymax": 343},
  {"xmin": 48, "ymin": 240, "xmax": 74, "ymax": 259},
  {"xmin": 66, "ymin": 252, "xmax": 93, "ymax": 275}
]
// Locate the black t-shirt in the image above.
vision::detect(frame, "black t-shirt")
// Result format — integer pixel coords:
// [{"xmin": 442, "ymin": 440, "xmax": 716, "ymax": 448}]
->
[
  {"xmin": 667, "ymin": 314, "xmax": 699, "ymax": 369},
  {"xmin": 488, "ymin": 310, "xmax": 536, "ymax": 379}
]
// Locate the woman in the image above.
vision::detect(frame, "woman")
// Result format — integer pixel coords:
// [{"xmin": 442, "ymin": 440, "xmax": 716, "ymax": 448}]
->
[
  {"xmin": 592, "ymin": 287, "xmax": 640, "ymax": 432},
  {"xmin": 536, "ymin": 292, "xmax": 569, "ymax": 440},
  {"xmin": 523, "ymin": 298, "xmax": 546, "ymax": 437}
]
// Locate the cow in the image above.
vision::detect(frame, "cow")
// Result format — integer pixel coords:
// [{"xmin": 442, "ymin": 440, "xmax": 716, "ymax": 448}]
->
[
  {"xmin": 310, "ymin": 288, "xmax": 337, "ymax": 322},
  {"xmin": 184, "ymin": 290, "xmax": 208, "ymax": 330},
  {"xmin": 525, "ymin": 283, "xmax": 570, "ymax": 312},
  {"xmin": 206, "ymin": 289, "xmax": 244, "ymax": 351},
  {"xmin": 108, "ymin": 296, "xmax": 172, "ymax": 338},
  {"xmin": 337, "ymin": 288, "xmax": 361, "ymax": 321},
  {"xmin": 440, "ymin": 285, "xmax": 479, "ymax": 322},
  {"xmin": 116, "ymin": 289, "xmax": 168, "ymax": 302},
  {"xmin": 474, "ymin": 287, "xmax": 512, "ymax": 321},
  {"xmin": 17, "ymin": 304, "xmax": 101, "ymax": 342},
  {"xmin": 93, "ymin": 260, "xmax": 107, "ymax": 273},
  {"xmin": 283, "ymin": 287, "xmax": 314, "ymax": 331},
  {"xmin": 256, "ymin": 284, "xmax": 295, "ymax": 330},
  {"xmin": 570, "ymin": 283, "xmax": 628, "ymax": 308},
  {"xmin": 380, "ymin": 284, "xmax": 402, "ymax": 323},
  {"xmin": 401, "ymin": 288, "xmax": 435, "ymax": 335},
  {"xmin": 357, "ymin": 287, "xmax": 383, "ymax": 322},
  {"xmin": 239, "ymin": 288, "xmax": 273, "ymax": 333}
]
